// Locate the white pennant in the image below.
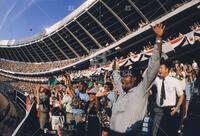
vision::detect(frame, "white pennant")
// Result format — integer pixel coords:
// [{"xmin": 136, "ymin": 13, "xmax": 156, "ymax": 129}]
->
[
  {"xmin": 167, "ymin": 35, "xmax": 185, "ymax": 48},
  {"xmin": 185, "ymin": 31, "xmax": 195, "ymax": 45},
  {"xmin": 117, "ymin": 58, "xmax": 129, "ymax": 67},
  {"xmin": 162, "ymin": 41, "xmax": 175, "ymax": 53},
  {"xmin": 144, "ymin": 48, "xmax": 153, "ymax": 56},
  {"xmin": 124, "ymin": 59, "xmax": 133, "ymax": 66},
  {"xmin": 140, "ymin": 55, "xmax": 149, "ymax": 61},
  {"xmin": 130, "ymin": 53, "xmax": 142, "ymax": 62}
]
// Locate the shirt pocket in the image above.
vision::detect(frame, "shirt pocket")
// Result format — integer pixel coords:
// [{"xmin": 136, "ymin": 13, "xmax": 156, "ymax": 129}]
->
[
  {"xmin": 167, "ymin": 85, "xmax": 175, "ymax": 98},
  {"xmin": 113, "ymin": 98, "xmax": 128, "ymax": 112}
]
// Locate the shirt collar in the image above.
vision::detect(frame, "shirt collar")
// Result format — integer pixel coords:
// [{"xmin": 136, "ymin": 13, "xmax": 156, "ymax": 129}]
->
[
  {"xmin": 164, "ymin": 75, "xmax": 171, "ymax": 80},
  {"xmin": 158, "ymin": 74, "xmax": 170, "ymax": 80},
  {"xmin": 123, "ymin": 87, "xmax": 135, "ymax": 95}
]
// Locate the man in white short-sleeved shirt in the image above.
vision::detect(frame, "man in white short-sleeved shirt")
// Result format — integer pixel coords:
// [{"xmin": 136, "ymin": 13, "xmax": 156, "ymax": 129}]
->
[
  {"xmin": 154, "ymin": 75, "xmax": 183, "ymax": 107},
  {"xmin": 152, "ymin": 62, "xmax": 184, "ymax": 136}
]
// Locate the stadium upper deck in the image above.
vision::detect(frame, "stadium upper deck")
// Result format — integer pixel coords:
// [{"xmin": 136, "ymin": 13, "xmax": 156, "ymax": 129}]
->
[{"xmin": 0, "ymin": 0, "xmax": 198, "ymax": 63}]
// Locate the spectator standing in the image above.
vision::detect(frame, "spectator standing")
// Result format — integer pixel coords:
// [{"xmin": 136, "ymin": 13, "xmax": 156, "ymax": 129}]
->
[
  {"xmin": 86, "ymin": 85, "xmax": 100, "ymax": 136},
  {"xmin": 96, "ymin": 82, "xmax": 117, "ymax": 136},
  {"xmin": 71, "ymin": 81, "xmax": 89, "ymax": 136},
  {"xmin": 51, "ymin": 93, "xmax": 63, "ymax": 136},
  {"xmin": 36, "ymin": 85, "xmax": 51, "ymax": 133},
  {"xmin": 61, "ymin": 75, "xmax": 75, "ymax": 131},
  {"xmin": 152, "ymin": 62, "xmax": 184, "ymax": 136},
  {"xmin": 184, "ymin": 67, "xmax": 195, "ymax": 119},
  {"xmin": 192, "ymin": 60, "xmax": 199, "ymax": 74},
  {"xmin": 108, "ymin": 24, "xmax": 165, "ymax": 136}
]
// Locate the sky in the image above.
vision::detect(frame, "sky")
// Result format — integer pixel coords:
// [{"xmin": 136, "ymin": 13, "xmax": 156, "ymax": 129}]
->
[{"xmin": 0, "ymin": 0, "xmax": 85, "ymax": 40}]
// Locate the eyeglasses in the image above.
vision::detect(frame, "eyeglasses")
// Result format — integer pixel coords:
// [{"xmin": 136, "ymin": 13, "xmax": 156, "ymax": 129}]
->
[
  {"xmin": 88, "ymin": 93, "xmax": 96, "ymax": 96},
  {"xmin": 121, "ymin": 73, "xmax": 133, "ymax": 77}
]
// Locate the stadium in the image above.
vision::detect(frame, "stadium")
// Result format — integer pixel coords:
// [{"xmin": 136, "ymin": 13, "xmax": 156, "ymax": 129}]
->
[{"xmin": 0, "ymin": 0, "xmax": 200, "ymax": 136}]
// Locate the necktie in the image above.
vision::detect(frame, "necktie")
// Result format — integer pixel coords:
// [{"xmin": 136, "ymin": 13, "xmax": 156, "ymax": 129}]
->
[{"xmin": 160, "ymin": 78, "xmax": 166, "ymax": 106}]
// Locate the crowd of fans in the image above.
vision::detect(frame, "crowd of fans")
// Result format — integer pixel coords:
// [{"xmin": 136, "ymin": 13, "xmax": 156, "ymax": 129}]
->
[
  {"xmin": 1, "ymin": 58, "xmax": 199, "ymax": 136},
  {"xmin": 4, "ymin": 24, "xmax": 195, "ymax": 136},
  {"xmin": 0, "ymin": 75, "xmax": 42, "ymax": 95},
  {"xmin": 31, "ymin": 59, "xmax": 199, "ymax": 136},
  {"xmin": 0, "ymin": 58, "xmax": 79, "ymax": 73}
]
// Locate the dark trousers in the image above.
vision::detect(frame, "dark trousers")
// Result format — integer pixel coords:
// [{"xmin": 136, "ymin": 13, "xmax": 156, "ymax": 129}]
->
[
  {"xmin": 87, "ymin": 116, "xmax": 101, "ymax": 136},
  {"xmin": 108, "ymin": 120, "xmax": 142, "ymax": 136},
  {"xmin": 108, "ymin": 130, "xmax": 136, "ymax": 136},
  {"xmin": 74, "ymin": 114, "xmax": 86, "ymax": 136},
  {"xmin": 152, "ymin": 106, "xmax": 179, "ymax": 136}
]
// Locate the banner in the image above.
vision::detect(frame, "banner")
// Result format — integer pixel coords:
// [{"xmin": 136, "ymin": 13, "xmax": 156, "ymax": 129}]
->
[
  {"xmin": 130, "ymin": 53, "xmax": 142, "ymax": 62},
  {"xmin": 185, "ymin": 31, "xmax": 195, "ymax": 45},
  {"xmin": 140, "ymin": 55, "xmax": 149, "ymax": 61},
  {"xmin": 168, "ymin": 35, "xmax": 185, "ymax": 48},
  {"xmin": 117, "ymin": 58, "xmax": 129, "ymax": 67},
  {"xmin": 194, "ymin": 27, "xmax": 200, "ymax": 34},
  {"xmin": 144, "ymin": 48, "xmax": 153, "ymax": 56},
  {"xmin": 162, "ymin": 42, "xmax": 174, "ymax": 53},
  {"xmin": 101, "ymin": 64, "xmax": 112, "ymax": 71},
  {"xmin": 124, "ymin": 59, "xmax": 133, "ymax": 66}
]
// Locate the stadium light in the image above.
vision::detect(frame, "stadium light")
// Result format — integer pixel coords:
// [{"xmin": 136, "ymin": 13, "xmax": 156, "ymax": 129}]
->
[
  {"xmin": 105, "ymin": 43, "xmax": 109, "ymax": 46},
  {"xmin": 197, "ymin": 4, "xmax": 200, "ymax": 9},
  {"xmin": 115, "ymin": 46, "xmax": 121, "ymax": 50}
]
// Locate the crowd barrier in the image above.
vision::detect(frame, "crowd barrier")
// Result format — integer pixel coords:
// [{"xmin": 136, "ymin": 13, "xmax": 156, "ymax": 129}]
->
[{"xmin": 0, "ymin": 82, "xmax": 39, "ymax": 136}]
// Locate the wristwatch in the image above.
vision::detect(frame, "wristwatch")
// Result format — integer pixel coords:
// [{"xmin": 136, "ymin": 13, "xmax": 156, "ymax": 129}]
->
[{"xmin": 156, "ymin": 37, "xmax": 162, "ymax": 44}]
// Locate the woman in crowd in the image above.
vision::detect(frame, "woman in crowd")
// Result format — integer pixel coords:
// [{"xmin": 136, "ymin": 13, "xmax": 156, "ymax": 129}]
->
[
  {"xmin": 95, "ymin": 82, "xmax": 117, "ymax": 136},
  {"xmin": 36, "ymin": 85, "xmax": 51, "ymax": 134},
  {"xmin": 85, "ymin": 84, "xmax": 100, "ymax": 136},
  {"xmin": 184, "ymin": 64, "xmax": 195, "ymax": 119},
  {"xmin": 50, "ymin": 92, "xmax": 63, "ymax": 136},
  {"xmin": 61, "ymin": 75, "xmax": 76, "ymax": 133}
]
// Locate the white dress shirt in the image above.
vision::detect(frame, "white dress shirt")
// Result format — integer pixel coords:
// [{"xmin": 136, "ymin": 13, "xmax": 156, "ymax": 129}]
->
[
  {"xmin": 154, "ymin": 75, "xmax": 183, "ymax": 107},
  {"xmin": 170, "ymin": 71, "xmax": 186, "ymax": 91}
]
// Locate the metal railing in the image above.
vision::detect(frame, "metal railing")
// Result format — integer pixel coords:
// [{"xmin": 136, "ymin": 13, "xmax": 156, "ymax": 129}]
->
[{"xmin": 0, "ymin": 82, "xmax": 38, "ymax": 136}]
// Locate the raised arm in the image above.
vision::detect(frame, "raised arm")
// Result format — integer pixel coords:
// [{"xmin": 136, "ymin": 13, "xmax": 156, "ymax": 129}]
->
[
  {"xmin": 36, "ymin": 86, "xmax": 40, "ymax": 110},
  {"xmin": 104, "ymin": 71, "xmax": 108, "ymax": 84},
  {"xmin": 36, "ymin": 86, "xmax": 41, "ymax": 104},
  {"xmin": 142, "ymin": 24, "xmax": 165, "ymax": 91},
  {"xmin": 63, "ymin": 73, "xmax": 76, "ymax": 98},
  {"xmin": 112, "ymin": 61, "xmax": 123, "ymax": 94}
]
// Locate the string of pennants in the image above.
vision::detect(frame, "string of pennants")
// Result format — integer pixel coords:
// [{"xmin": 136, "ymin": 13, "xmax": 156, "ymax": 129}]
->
[
  {"xmin": 99, "ymin": 27, "xmax": 200, "ymax": 71},
  {"xmin": 1, "ymin": 26, "xmax": 200, "ymax": 79}
]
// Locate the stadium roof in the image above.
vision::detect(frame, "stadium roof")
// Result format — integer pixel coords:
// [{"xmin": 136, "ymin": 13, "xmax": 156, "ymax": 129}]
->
[{"xmin": 0, "ymin": 0, "xmax": 198, "ymax": 62}]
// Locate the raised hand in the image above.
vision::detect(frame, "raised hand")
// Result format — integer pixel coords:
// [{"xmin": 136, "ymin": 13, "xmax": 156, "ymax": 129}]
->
[
  {"xmin": 112, "ymin": 60, "xmax": 116, "ymax": 71},
  {"xmin": 63, "ymin": 72, "xmax": 71, "ymax": 83},
  {"xmin": 152, "ymin": 24, "xmax": 165, "ymax": 38},
  {"xmin": 112, "ymin": 60, "xmax": 119, "ymax": 71},
  {"xmin": 64, "ymin": 72, "xmax": 70, "ymax": 79}
]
